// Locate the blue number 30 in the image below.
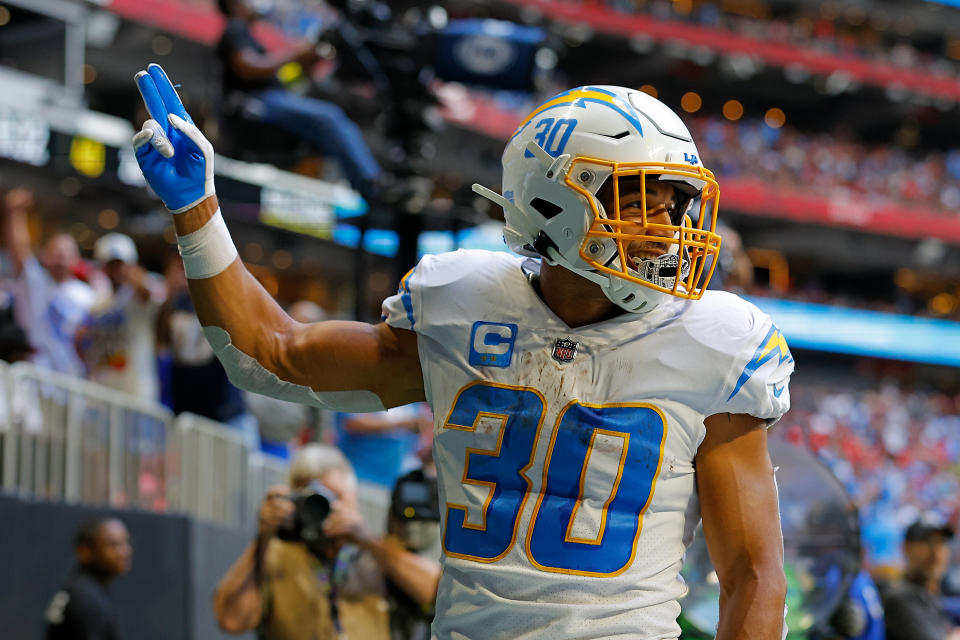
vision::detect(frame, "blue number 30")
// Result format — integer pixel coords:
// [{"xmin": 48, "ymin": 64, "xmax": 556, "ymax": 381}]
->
[
  {"xmin": 442, "ymin": 381, "xmax": 667, "ymax": 577},
  {"xmin": 524, "ymin": 117, "xmax": 578, "ymax": 158}
]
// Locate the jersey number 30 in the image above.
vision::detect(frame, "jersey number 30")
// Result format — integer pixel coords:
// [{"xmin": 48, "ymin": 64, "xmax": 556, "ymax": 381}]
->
[{"xmin": 441, "ymin": 381, "xmax": 666, "ymax": 577}]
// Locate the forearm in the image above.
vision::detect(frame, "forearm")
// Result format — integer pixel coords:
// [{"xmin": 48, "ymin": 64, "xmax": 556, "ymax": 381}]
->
[
  {"xmin": 212, "ymin": 537, "xmax": 268, "ymax": 632},
  {"xmin": 715, "ymin": 571, "xmax": 787, "ymax": 640},
  {"xmin": 362, "ymin": 536, "xmax": 440, "ymax": 609},
  {"xmin": 236, "ymin": 48, "xmax": 309, "ymax": 81},
  {"xmin": 698, "ymin": 414, "xmax": 786, "ymax": 640},
  {"xmin": 2, "ymin": 206, "xmax": 31, "ymax": 274},
  {"xmin": 174, "ymin": 196, "xmax": 292, "ymax": 370}
]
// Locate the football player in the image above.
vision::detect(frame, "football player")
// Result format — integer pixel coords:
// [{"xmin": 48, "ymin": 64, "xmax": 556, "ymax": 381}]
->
[{"xmin": 133, "ymin": 64, "xmax": 792, "ymax": 639}]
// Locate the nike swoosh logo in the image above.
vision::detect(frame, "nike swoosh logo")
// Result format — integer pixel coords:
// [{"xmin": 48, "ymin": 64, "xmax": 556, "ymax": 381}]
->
[{"xmin": 773, "ymin": 384, "xmax": 785, "ymax": 398}]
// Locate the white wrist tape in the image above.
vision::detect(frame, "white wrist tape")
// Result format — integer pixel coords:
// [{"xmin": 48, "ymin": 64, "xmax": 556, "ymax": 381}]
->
[{"xmin": 177, "ymin": 208, "xmax": 238, "ymax": 279}]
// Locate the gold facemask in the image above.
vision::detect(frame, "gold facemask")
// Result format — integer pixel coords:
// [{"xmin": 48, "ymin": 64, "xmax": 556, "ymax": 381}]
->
[{"xmin": 566, "ymin": 157, "xmax": 723, "ymax": 300}]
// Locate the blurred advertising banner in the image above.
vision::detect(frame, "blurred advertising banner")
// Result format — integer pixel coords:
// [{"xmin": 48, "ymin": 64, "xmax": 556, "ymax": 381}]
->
[
  {"xmin": 749, "ymin": 295, "xmax": 960, "ymax": 366},
  {"xmin": 0, "ymin": 104, "xmax": 144, "ymax": 189},
  {"xmin": 435, "ymin": 20, "xmax": 546, "ymax": 92}
]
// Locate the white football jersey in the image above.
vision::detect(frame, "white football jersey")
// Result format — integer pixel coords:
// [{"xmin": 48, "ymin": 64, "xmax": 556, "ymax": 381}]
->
[{"xmin": 382, "ymin": 250, "xmax": 793, "ymax": 640}]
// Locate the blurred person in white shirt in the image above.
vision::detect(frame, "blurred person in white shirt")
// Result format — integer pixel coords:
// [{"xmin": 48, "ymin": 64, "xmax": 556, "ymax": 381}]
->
[
  {"xmin": 2, "ymin": 187, "xmax": 95, "ymax": 376},
  {"xmin": 76, "ymin": 233, "xmax": 165, "ymax": 399}
]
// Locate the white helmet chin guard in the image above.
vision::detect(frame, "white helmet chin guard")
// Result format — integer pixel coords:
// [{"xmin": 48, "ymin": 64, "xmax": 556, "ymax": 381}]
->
[{"xmin": 473, "ymin": 86, "xmax": 722, "ymax": 313}]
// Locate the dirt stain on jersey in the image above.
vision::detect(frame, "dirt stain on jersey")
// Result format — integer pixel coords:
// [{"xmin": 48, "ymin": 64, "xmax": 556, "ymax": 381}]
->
[{"xmin": 591, "ymin": 433, "xmax": 628, "ymax": 454}]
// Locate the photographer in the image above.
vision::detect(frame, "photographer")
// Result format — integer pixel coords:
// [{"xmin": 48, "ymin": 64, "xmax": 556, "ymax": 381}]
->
[
  {"xmin": 385, "ymin": 468, "xmax": 441, "ymax": 640},
  {"xmin": 212, "ymin": 444, "xmax": 440, "ymax": 640},
  {"xmin": 881, "ymin": 516, "xmax": 960, "ymax": 640}
]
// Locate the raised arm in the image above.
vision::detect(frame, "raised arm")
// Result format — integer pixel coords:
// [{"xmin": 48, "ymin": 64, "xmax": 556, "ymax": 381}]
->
[
  {"xmin": 2, "ymin": 187, "xmax": 35, "ymax": 275},
  {"xmin": 696, "ymin": 412, "xmax": 787, "ymax": 640},
  {"xmin": 133, "ymin": 64, "xmax": 423, "ymax": 410}
]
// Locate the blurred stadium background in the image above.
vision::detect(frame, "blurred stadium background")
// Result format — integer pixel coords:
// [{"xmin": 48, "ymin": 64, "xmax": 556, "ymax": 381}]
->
[{"xmin": 3, "ymin": 0, "xmax": 960, "ymax": 638}]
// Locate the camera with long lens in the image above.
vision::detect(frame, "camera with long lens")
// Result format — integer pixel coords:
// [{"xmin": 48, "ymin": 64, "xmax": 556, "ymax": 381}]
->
[
  {"xmin": 276, "ymin": 483, "xmax": 338, "ymax": 544},
  {"xmin": 389, "ymin": 469, "xmax": 440, "ymax": 552}
]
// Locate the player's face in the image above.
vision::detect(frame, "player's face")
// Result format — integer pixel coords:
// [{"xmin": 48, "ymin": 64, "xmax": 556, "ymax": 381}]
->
[{"xmin": 598, "ymin": 175, "xmax": 679, "ymax": 269}]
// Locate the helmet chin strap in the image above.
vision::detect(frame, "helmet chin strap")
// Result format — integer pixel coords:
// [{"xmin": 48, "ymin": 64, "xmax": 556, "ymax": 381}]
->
[{"xmin": 543, "ymin": 246, "xmax": 662, "ymax": 314}]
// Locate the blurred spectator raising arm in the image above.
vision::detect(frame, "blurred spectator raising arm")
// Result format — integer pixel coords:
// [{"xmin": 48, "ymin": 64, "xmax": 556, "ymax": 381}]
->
[
  {"xmin": 2, "ymin": 187, "xmax": 93, "ymax": 376},
  {"xmin": 77, "ymin": 233, "xmax": 166, "ymax": 400}
]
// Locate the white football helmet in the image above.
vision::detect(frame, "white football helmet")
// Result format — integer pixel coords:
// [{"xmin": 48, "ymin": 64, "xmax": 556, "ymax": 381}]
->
[{"xmin": 474, "ymin": 86, "xmax": 722, "ymax": 313}]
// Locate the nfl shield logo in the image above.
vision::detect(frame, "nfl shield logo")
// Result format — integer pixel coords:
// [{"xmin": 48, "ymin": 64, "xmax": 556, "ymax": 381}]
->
[{"xmin": 552, "ymin": 338, "xmax": 579, "ymax": 363}]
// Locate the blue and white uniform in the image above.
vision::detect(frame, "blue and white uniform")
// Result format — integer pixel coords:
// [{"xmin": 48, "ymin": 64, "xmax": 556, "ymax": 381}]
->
[{"xmin": 382, "ymin": 250, "xmax": 793, "ymax": 640}]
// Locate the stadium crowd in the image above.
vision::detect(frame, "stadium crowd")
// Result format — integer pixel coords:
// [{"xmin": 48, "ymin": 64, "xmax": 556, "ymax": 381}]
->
[
  {"xmin": 588, "ymin": 0, "xmax": 960, "ymax": 76},
  {"xmin": 171, "ymin": 0, "xmax": 960, "ymax": 77},
  {"xmin": 690, "ymin": 115, "xmax": 960, "ymax": 215},
  {"xmin": 777, "ymin": 377, "xmax": 960, "ymax": 570}
]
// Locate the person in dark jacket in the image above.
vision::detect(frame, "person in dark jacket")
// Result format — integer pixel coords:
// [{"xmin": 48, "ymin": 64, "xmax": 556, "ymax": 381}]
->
[
  {"xmin": 216, "ymin": 0, "xmax": 384, "ymax": 199},
  {"xmin": 881, "ymin": 515, "xmax": 960, "ymax": 640},
  {"xmin": 45, "ymin": 518, "xmax": 133, "ymax": 640}
]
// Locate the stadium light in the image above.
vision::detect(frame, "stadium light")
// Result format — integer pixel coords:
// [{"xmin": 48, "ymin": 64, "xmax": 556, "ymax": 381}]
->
[
  {"xmin": 151, "ymin": 35, "xmax": 173, "ymax": 56},
  {"xmin": 244, "ymin": 243, "xmax": 264, "ymax": 263},
  {"xmin": 764, "ymin": 108, "xmax": 786, "ymax": 128},
  {"xmin": 271, "ymin": 250, "xmax": 293, "ymax": 270},
  {"xmin": 722, "ymin": 99, "xmax": 744, "ymax": 121},
  {"xmin": 930, "ymin": 293, "xmax": 959, "ymax": 316},
  {"xmin": 639, "ymin": 84, "xmax": 658, "ymax": 98},
  {"xmin": 681, "ymin": 91, "xmax": 702, "ymax": 113},
  {"xmin": 948, "ymin": 39, "xmax": 960, "ymax": 60},
  {"xmin": 98, "ymin": 209, "xmax": 119, "ymax": 230}
]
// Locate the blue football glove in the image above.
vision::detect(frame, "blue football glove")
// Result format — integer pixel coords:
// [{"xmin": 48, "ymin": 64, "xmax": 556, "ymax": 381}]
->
[{"xmin": 132, "ymin": 63, "xmax": 215, "ymax": 213}]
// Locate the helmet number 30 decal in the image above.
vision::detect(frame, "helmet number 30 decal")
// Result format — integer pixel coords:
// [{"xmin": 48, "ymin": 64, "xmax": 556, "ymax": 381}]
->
[{"xmin": 525, "ymin": 118, "xmax": 579, "ymax": 159}]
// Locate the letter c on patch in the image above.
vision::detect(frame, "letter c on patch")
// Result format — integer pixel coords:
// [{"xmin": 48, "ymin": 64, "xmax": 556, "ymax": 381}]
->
[{"xmin": 469, "ymin": 321, "xmax": 518, "ymax": 367}]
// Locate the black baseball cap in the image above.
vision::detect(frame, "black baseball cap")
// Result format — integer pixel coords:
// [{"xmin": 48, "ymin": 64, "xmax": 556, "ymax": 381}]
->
[{"xmin": 904, "ymin": 515, "xmax": 955, "ymax": 542}]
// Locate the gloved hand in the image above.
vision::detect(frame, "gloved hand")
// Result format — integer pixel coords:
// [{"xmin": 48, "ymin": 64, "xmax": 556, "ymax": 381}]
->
[{"xmin": 132, "ymin": 63, "xmax": 215, "ymax": 213}]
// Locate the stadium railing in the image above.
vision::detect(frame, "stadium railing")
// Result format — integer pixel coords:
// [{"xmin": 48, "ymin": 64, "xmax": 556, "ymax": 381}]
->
[
  {"xmin": 0, "ymin": 361, "xmax": 288, "ymax": 529},
  {"xmin": 1, "ymin": 360, "xmax": 173, "ymax": 509},
  {"xmin": 248, "ymin": 451, "xmax": 289, "ymax": 524},
  {"xmin": 170, "ymin": 412, "xmax": 253, "ymax": 528}
]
